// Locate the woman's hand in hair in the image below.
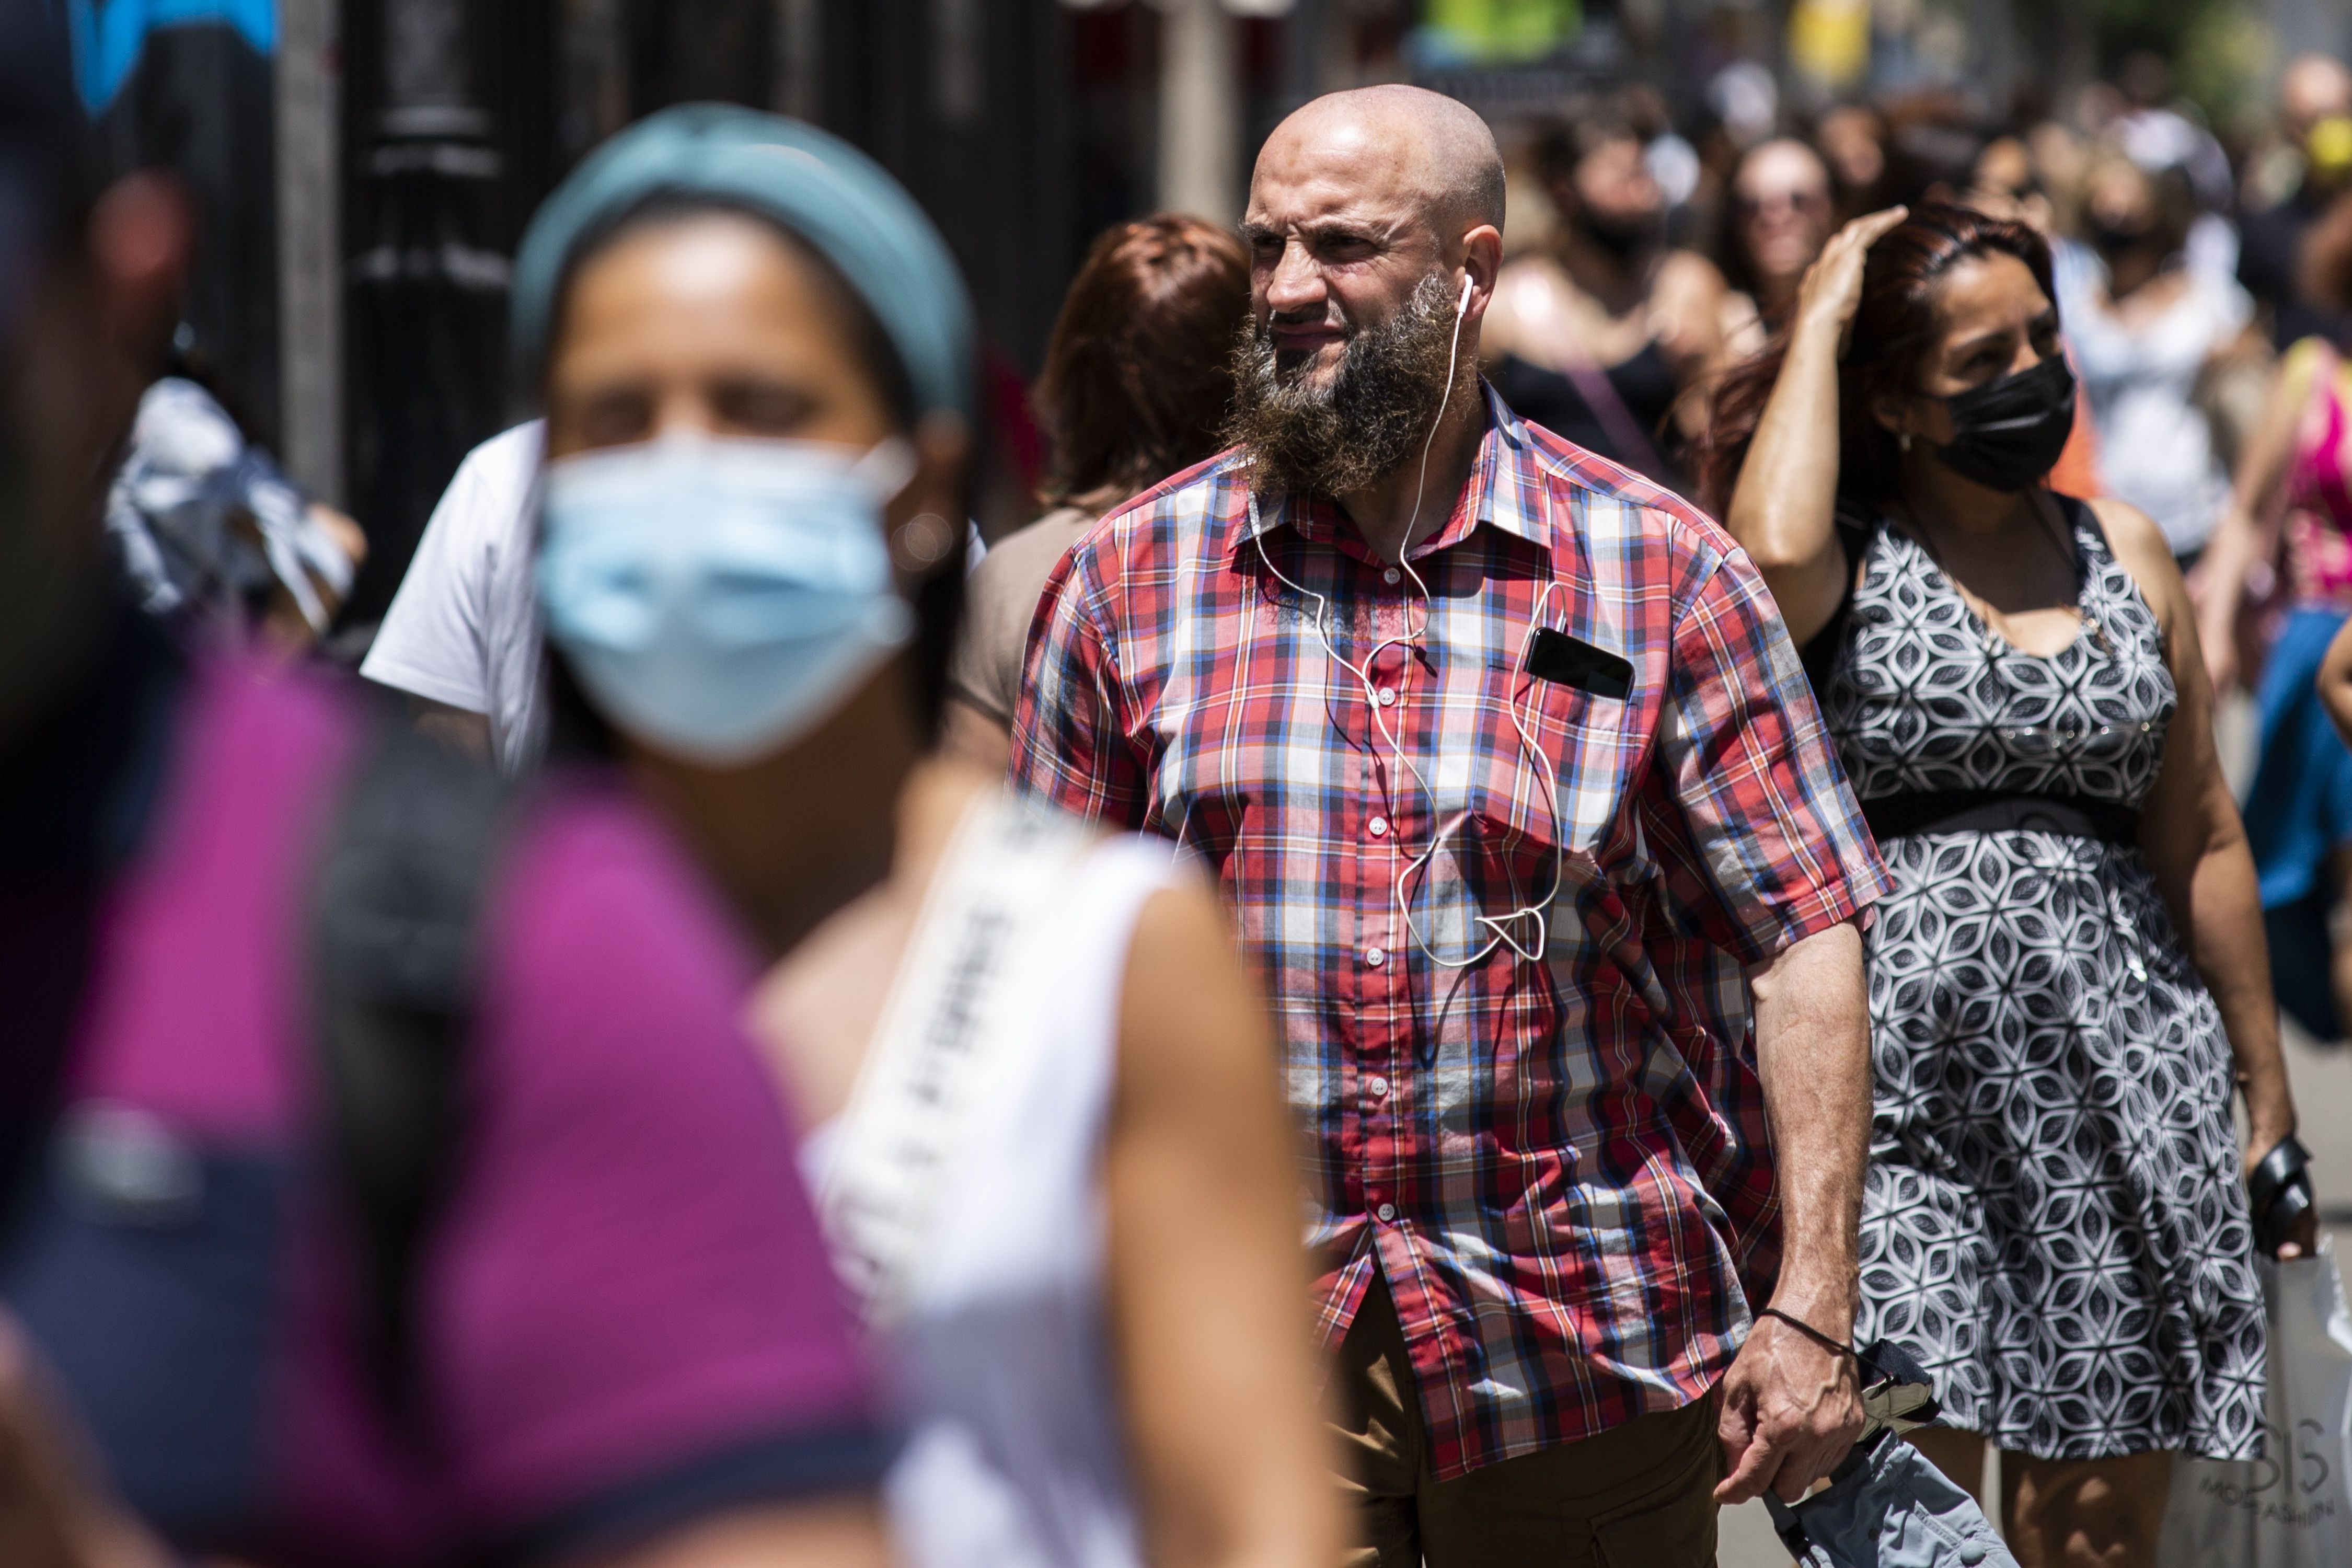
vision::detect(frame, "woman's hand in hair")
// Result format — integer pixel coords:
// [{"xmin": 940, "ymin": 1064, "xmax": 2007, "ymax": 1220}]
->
[
  {"xmin": 1722, "ymin": 206, "xmax": 1908, "ymax": 648},
  {"xmin": 1794, "ymin": 206, "xmax": 1909, "ymax": 358}
]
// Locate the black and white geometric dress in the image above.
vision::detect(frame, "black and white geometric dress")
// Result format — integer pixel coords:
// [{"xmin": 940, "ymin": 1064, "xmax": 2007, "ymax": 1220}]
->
[{"xmin": 1811, "ymin": 501, "xmax": 2267, "ymax": 1461}]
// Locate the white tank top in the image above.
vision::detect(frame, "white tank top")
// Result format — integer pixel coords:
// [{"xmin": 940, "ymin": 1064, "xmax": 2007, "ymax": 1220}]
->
[{"xmin": 802, "ymin": 791, "xmax": 1180, "ymax": 1568}]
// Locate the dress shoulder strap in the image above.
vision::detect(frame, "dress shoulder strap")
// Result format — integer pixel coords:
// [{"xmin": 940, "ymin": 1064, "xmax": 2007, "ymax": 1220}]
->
[
  {"xmin": 1797, "ymin": 501, "xmax": 1881, "ymax": 693},
  {"xmin": 2049, "ymin": 489, "xmax": 2109, "ymax": 555}
]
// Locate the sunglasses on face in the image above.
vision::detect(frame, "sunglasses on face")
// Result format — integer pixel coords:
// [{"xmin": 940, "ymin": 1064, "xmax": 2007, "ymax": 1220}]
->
[{"xmin": 1735, "ymin": 189, "xmax": 1830, "ymax": 220}]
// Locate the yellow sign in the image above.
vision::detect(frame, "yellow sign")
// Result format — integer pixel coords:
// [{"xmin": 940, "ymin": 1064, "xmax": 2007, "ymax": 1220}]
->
[{"xmin": 1789, "ymin": 0, "xmax": 1871, "ymax": 89}]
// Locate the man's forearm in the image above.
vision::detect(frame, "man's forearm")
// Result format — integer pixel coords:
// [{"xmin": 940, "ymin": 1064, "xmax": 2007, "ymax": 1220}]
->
[{"xmin": 1747, "ymin": 918, "xmax": 1872, "ymax": 1329}]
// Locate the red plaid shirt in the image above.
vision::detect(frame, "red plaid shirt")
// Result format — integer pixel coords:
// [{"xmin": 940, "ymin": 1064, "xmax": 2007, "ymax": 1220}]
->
[{"xmin": 1009, "ymin": 390, "xmax": 1888, "ymax": 1476}]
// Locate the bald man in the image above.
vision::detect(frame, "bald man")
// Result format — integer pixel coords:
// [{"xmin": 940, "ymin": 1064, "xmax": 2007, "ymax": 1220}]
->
[{"xmin": 1010, "ymin": 86, "xmax": 1888, "ymax": 1564}]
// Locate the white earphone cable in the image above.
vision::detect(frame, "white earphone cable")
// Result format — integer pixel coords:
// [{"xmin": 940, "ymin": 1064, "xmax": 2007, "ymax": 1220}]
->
[{"xmin": 1245, "ymin": 269, "xmax": 1568, "ymax": 970}]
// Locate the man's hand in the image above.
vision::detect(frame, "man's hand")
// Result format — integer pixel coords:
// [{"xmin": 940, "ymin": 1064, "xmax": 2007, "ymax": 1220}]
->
[
  {"xmin": 1713, "ymin": 1309, "xmax": 1865, "ymax": 1504},
  {"xmin": 1733, "ymin": 919, "xmax": 1873, "ymax": 1503}
]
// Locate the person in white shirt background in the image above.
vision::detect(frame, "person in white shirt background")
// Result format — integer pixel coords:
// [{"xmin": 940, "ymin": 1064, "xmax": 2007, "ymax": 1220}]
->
[
  {"xmin": 2056, "ymin": 147, "xmax": 2270, "ymax": 570},
  {"xmin": 359, "ymin": 420, "xmax": 547, "ymax": 770}
]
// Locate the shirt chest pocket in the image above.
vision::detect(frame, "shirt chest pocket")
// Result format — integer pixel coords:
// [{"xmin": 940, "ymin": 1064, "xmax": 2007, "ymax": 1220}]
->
[
  {"xmin": 1401, "ymin": 660, "xmax": 1631, "ymax": 937},
  {"xmin": 1455, "ymin": 653, "xmax": 1633, "ymax": 851}
]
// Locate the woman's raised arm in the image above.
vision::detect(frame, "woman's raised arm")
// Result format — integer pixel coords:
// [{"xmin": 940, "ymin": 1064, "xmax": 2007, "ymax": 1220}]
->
[{"xmin": 1722, "ymin": 207, "xmax": 1907, "ymax": 647}]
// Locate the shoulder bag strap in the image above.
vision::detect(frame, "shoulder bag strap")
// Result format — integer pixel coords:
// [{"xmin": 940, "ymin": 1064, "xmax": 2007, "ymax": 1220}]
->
[
  {"xmin": 310, "ymin": 707, "xmax": 512, "ymax": 1439},
  {"xmin": 815, "ymin": 798, "xmax": 1088, "ymax": 1327}
]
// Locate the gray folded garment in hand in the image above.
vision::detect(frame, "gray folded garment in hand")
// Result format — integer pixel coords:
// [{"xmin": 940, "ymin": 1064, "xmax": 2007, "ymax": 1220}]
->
[
  {"xmin": 1763, "ymin": 1335, "xmax": 2016, "ymax": 1568},
  {"xmin": 1765, "ymin": 1428, "xmax": 2016, "ymax": 1568}
]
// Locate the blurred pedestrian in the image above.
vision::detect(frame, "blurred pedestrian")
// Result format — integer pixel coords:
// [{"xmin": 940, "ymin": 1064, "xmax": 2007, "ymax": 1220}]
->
[
  {"xmin": 2196, "ymin": 207, "xmax": 2352, "ymax": 1039},
  {"xmin": 1016, "ymin": 84, "xmax": 1890, "ymax": 1564},
  {"xmin": 1963, "ymin": 135, "xmax": 2055, "ymax": 236},
  {"xmin": 507, "ymin": 106, "xmax": 1340, "ymax": 1568},
  {"xmin": 1719, "ymin": 137, "xmax": 1837, "ymax": 355},
  {"xmin": 2240, "ymin": 53, "xmax": 2352, "ymax": 349},
  {"xmin": 1482, "ymin": 95, "xmax": 1730, "ymax": 489},
  {"xmin": 942, "ymin": 214, "xmax": 1247, "ymax": 773},
  {"xmin": 1709, "ymin": 203, "xmax": 2307, "ymax": 1565},
  {"xmin": 105, "ymin": 366, "xmax": 366, "ymax": 655},
  {"xmin": 0, "ymin": 14, "xmax": 895, "ymax": 1560},
  {"xmin": 2058, "ymin": 149, "xmax": 2266, "ymax": 566},
  {"xmin": 2104, "ymin": 52, "xmax": 2240, "ymax": 288},
  {"xmin": 1815, "ymin": 101, "xmax": 1889, "ymax": 222}
]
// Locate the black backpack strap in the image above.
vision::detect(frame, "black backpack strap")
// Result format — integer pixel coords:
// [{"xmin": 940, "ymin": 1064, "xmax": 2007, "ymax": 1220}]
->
[{"xmin": 310, "ymin": 709, "xmax": 512, "ymax": 1437}]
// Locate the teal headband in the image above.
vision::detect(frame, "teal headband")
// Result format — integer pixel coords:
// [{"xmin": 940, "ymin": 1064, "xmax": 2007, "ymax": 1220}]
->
[{"xmin": 510, "ymin": 103, "xmax": 974, "ymax": 421}]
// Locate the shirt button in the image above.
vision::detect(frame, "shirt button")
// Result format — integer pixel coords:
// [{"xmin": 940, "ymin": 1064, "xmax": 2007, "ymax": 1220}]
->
[
  {"xmin": 1382, "ymin": 567, "xmax": 1401, "ymax": 585},
  {"xmin": 1376, "ymin": 1202, "xmax": 1397, "ymax": 1222},
  {"xmin": 1367, "ymin": 1074, "xmax": 1390, "ymax": 1098},
  {"xmin": 1369, "ymin": 815, "xmax": 1389, "ymax": 837},
  {"xmin": 1365, "ymin": 946, "xmax": 1386, "ymax": 967},
  {"xmin": 1376, "ymin": 686, "xmax": 1397, "ymax": 707}
]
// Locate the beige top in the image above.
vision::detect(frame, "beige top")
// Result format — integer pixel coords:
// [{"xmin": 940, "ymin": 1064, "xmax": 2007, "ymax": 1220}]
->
[{"xmin": 948, "ymin": 505, "xmax": 1100, "ymax": 725}]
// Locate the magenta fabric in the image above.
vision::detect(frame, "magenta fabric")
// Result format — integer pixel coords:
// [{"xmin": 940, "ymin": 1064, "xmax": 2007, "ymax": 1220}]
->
[
  {"xmin": 53, "ymin": 658, "xmax": 874, "ymax": 1560},
  {"xmin": 65, "ymin": 661, "xmax": 353, "ymax": 1137}
]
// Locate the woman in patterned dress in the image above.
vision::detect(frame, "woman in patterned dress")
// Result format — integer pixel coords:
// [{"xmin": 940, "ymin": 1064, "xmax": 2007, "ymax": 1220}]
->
[{"xmin": 1704, "ymin": 204, "xmax": 2313, "ymax": 1564}]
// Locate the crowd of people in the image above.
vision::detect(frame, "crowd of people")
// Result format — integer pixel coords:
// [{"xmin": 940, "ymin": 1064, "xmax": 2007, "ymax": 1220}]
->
[{"xmin": 4, "ymin": 0, "xmax": 2352, "ymax": 1560}]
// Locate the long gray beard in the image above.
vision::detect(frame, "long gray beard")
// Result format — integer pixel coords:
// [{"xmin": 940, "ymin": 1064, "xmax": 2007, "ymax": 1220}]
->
[{"xmin": 1223, "ymin": 272, "xmax": 1467, "ymax": 499}]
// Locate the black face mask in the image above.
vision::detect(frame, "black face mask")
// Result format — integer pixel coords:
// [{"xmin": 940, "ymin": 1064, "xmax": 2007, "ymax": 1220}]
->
[
  {"xmin": 1572, "ymin": 204, "xmax": 1661, "ymax": 261},
  {"xmin": 1928, "ymin": 354, "xmax": 2076, "ymax": 492},
  {"xmin": 2087, "ymin": 217, "xmax": 2156, "ymax": 258}
]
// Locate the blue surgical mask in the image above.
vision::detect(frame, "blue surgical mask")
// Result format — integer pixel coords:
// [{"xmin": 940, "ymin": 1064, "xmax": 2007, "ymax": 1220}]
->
[{"xmin": 537, "ymin": 434, "xmax": 916, "ymax": 765}]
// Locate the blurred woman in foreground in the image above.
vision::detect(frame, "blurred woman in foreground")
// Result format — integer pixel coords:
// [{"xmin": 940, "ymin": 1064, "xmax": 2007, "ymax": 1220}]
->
[
  {"xmin": 1707, "ymin": 203, "xmax": 2305, "ymax": 1565},
  {"xmin": 944, "ymin": 215, "xmax": 1247, "ymax": 772},
  {"xmin": 506, "ymin": 107, "xmax": 1339, "ymax": 1568}
]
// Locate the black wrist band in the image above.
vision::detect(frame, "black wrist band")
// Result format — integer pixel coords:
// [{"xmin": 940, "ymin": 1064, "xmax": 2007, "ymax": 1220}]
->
[{"xmin": 1759, "ymin": 1306, "xmax": 1856, "ymax": 1358}]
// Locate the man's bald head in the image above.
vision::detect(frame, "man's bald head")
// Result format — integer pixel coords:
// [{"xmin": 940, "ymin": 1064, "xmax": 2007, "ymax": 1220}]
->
[
  {"xmin": 1241, "ymin": 84, "xmax": 1506, "ymax": 411},
  {"xmin": 1258, "ymin": 86, "xmax": 1505, "ymax": 238}
]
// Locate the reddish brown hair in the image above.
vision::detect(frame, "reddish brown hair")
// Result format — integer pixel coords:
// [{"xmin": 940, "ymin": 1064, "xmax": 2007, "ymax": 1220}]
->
[
  {"xmin": 1700, "ymin": 202, "xmax": 2056, "ymax": 511},
  {"xmin": 1034, "ymin": 214, "xmax": 1249, "ymax": 509}
]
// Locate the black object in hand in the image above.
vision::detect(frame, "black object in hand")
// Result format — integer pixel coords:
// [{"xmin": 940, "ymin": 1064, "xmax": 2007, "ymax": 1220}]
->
[{"xmin": 2249, "ymin": 1134, "xmax": 2316, "ymax": 1258}]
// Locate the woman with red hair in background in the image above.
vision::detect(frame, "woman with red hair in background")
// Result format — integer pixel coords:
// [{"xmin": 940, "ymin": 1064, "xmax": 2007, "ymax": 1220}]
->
[{"xmin": 944, "ymin": 216, "xmax": 1248, "ymax": 771}]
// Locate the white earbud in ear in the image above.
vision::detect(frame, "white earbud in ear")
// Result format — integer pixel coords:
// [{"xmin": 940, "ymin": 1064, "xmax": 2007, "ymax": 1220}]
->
[{"xmin": 1458, "ymin": 273, "xmax": 1473, "ymax": 318}]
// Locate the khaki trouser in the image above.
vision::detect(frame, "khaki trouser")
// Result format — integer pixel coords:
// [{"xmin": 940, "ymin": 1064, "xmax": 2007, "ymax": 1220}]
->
[{"xmin": 1334, "ymin": 1272, "xmax": 1723, "ymax": 1567}]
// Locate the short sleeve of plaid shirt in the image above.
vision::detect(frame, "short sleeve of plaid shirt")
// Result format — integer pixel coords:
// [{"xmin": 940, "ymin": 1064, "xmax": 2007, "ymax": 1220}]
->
[
  {"xmin": 1009, "ymin": 402, "xmax": 1889, "ymax": 1477},
  {"xmin": 1643, "ymin": 535, "xmax": 1887, "ymax": 961}
]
